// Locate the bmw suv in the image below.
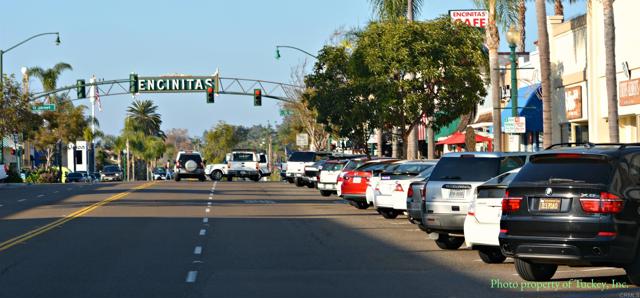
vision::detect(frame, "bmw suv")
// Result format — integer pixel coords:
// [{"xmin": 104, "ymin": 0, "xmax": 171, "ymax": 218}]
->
[
  {"xmin": 500, "ymin": 144, "xmax": 640, "ymax": 284},
  {"xmin": 423, "ymin": 152, "xmax": 528, "ymax": 250}
]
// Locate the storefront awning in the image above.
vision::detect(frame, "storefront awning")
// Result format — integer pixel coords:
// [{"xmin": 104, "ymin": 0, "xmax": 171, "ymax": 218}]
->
[{"xmin": 500, "ymin": 84, "xmax": 543, "ymax": 133}]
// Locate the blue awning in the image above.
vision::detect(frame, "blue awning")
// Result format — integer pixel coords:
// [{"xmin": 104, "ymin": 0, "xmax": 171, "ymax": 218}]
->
[{"xmin": 501, "ymin": 84, "xmax": 542, "ymax": 132}]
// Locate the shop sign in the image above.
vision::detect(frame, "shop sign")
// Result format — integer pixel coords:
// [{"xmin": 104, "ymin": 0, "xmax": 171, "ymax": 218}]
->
[
  {"xmin": 565, "ymin": 86, "xmax": 582, "ymax": 120},
  {"xmin": 620, "ymin": 78, "xmax": 640, "ymax": 106}
]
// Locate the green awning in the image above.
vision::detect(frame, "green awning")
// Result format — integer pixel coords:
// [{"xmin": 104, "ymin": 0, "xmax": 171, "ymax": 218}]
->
[{"xmin": 435, "ymin": 118, "xmax": 461, "ymax": 139}]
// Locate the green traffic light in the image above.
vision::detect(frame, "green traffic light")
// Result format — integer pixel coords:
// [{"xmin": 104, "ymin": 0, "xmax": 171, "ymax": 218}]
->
[
  {"xmin": 129, "ymin": 73, "xmax": 138, "ymax": 93},
  {"xmin": 275, "ymin": 48, "xmax": 281, "ymax": 60},
  {"xmin": 76, "ymin": 79, "xmax": 86, "ymax": 99}
]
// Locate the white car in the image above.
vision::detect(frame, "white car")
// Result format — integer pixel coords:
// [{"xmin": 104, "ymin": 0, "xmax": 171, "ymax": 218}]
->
[
  {"xmin": 371, "ymin": 161, "xmax": 437, "ymax": 219},
  {"xmin": 317, "ymin": 160, "xmax": 347, "ymax": 196},
  {"xmin": 0, "ymin": 164, "xmax": 7, "ymax": 181},
  {"xmin": 285, "ymin": 151, "xmax": 331, "ymax": 186},
  {"xmin": 464, "ymin": 168, "xmax": 520, "ymax": 264},
  {"xmin": 205, "ymin": 163, "xmax": 228, "ymax": 181}
]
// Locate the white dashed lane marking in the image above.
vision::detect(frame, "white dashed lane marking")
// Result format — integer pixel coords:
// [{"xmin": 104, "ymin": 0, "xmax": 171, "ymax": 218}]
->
[
  {"xmin": 37, "ymin": 194, "xmax": 45, "ymax": 198},
  {"xmin": 185, "ymin": 271, "xmax": 198, "ymax": 283},
  {"xmin": 194, "ymin": 246, "xmax": 202, "ymax": 255},
  {"xmin": 17, "ymin": 199, "xmax": 26, "ymax": 202},
  {"xmin": 199, "ymin": 229, "xmax": 206, "ymax": 236},
  {"xmin": 205, "ymin": 208, "xmax": 210, "ymax": 213},
  {"xmin": 203, "ymin": 218, "xmax": 208, "ymax": 223}
]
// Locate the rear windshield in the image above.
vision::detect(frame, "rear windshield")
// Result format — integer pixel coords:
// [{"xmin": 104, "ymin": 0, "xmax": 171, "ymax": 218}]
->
[
  {"xmin": 288, "ymin": 152, "xmax": 316, "ymax": 162},
  {"xmin": 233, "ymin": 153, "xmax": 254, "ymax": 162},
  {"xmin": 103, "ymin": 165, "xmax": 119, "ymax": 172},
  {"xmin": 357, "ymin": 162, "xmax": 393, "ymax": 173},
  {"xmin": 179, "ymin": 154, "xmax": 203, "ymax": 163},
  {"xmin": 430, "ymin": 157, "xmax": 524, "ymax": 182},
  {"xmin": 344, "ymin": 160, "xmax": 367, "ymax": 170},
  {"xmin": 323, "ymin": 163, "xmax": 346, "ymax": 171},
  {"xmin": 259, "ymin": 154, "xmax": 267, "ymax": 163},
  {"xmin": 512, "ymin": 154, "xmax": 612, "ymax": 185},
  {"xmin": 383, "ymin": 164, "xmax": 434, "ymax": 176}
]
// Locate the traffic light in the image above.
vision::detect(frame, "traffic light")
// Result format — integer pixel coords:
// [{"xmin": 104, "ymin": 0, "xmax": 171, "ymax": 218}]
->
[
  {"xmin": 76, "ymin": 79, "xmax": 86, "ymax": 99},
  {"xmin": 206, "ymin": 87, "xmax": 215, "ymax": 103},
  {"xmin": 254, "ymin": 89, "xmax": 262, "ymax": 106},
  {"xmin": 130, "ymin": 73, "xmax": 138, "ymax": 93}
]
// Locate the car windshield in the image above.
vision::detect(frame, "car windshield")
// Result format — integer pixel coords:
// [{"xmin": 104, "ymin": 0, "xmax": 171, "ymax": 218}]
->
[
  {"xmin": 103, "ymin": 166, "xmax": 119, "ymax": 172},
  {"xmin": 155, "ymin": 168, "xmax": 166, "ymax": 173},
  {"xmin": 430, "ymin": 157, "xmax": 524, "ymax": 182},
  {"xmin": 179, "ymin": 154, "xmax": 203, "ymax": 163},
  {"xmin": 512, "ymin": 154, "xmax": 612, "ymax": 185},
  {"xmin": 323, "ymin": 162, "xmax": 346, "ymax": 171},
  {"xmin": 233, "ymin": 153, "xmax": 254, "ymax": 162},
  {"xmin": 288, "ymin": 152, "xmax": 316, "ymax": 162}
]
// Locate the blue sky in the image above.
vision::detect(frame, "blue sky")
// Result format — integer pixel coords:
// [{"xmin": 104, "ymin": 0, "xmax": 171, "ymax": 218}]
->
[{"xmin": 1, "ymin": 0, "xmax": 585, "ymax": 137}]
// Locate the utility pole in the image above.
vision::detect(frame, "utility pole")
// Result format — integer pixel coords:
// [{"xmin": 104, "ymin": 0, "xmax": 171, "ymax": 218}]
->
[{"xmin": 406, "ymin": 0, "xmax": 420, "ymax": 160}]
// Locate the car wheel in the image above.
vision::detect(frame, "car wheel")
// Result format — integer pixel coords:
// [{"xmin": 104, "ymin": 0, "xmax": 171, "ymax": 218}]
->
[
  {"xmin": 174, "ymin": 175, "xmax": 181, "ymax": 182},
  {"xmin": 199, "ymin": 175, "xmax": 206, "ymax": 182},
  {"xmin": 352, "ymin": 201, "xmax": 369, "ymax": 210},
  {"xmin": 295, "ymin": 179, "xmax": 305, "ymax": 187},
  {"xmin": 320, "ymin": 190, "xmax": 332, "ymax": 197},
  {"xmin": 211, "ymin": 170, "xmax": 223, "ymax": 181},
  {"xmin": 226, "ymin": 175, "xmax": 232, "ymax": 182},
  {"xmin": 514, "ymin": 258, "xmax": 557, "ymax": 281},
  {"xmin": 478, "ymin": 247, "xmax": 507, "ymax": 264},
  {"xmin": 378, "ymin": 208, "xmax": 399, "ymax": 219},
  {"xmin": 287, "ymin": 178, "xmax": 294, "ymax": 184},
  {"xmin": 252, "ymin": 172, "xmax": 261, "ymax": 182},
  {"xmin": 625, "ymin": 256, "xmax": 640, "ymax": 285},
  {"xmin": 434, "ymin": 234, "xmax": 464, "ymax": 250}
]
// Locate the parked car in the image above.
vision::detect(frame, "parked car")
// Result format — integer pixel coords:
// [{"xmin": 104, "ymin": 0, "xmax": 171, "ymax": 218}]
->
[
  {"xmin": 337, "ymin": 158, "xmax": 370, "ymax": 197},
  {"xmin": 341, "ymin": 159, "xmax": 398, "ymax": 209},
  {"xmin": 302, "ymin": 160, "xmax": 328, "ymax": 188},
  {"xmin": 499, "ymin": 144, "xmax": 640, "ymax": 285},
  {"xmin": 285, "ymin": 151, "xmax": 331, "ymax": 186},
  {"xmin": 66, "ymin": 172, "xmax": 88, "ymax": 183},
  {"xmin": 464, "ymin": 168, "xmax": 520, "ymax": 264},
  {"xmin": 100, "ymin": 165, "xmax": 123, "ymax": 182},
  {"xmin": 317, "ymin": 160, "xmax": 348, "ymax": 197},
  {"xmin": 0, "ymin": 164, "xmax": 8, "ymax": 181},
  {"xmin": 174, "ymin": 151, "xmax": 206, "ymax": 182},
  {"xmin": 372, "ymin": 161, "xmax": 437, "ymax": 219},
  {"xmin": 423, "ymin": 152, "xmax": 528, "ymax": 250},
  {"xmin": 226, "ymin": 150, "xmax": 262, "ymax": 181},
  {"xmin": 152, "ymin": 167, "xmax": 168, "ymax": 180},
  {"xmin": 205, "ymin": 161, "xmax": 228, "ymax": 181}
]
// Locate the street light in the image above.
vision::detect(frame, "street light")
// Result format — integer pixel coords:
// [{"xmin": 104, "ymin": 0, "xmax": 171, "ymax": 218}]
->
[
  {"xmin": 0, "ymin": 32, "xmax": 60, "ymax": 165},
  {"xmin": 275, "ymin": 45, "xmax": 318, "ymax": 60},
  {"xmin": 506, "ymin": 25, "xmax": 520, "ymax": 118}
]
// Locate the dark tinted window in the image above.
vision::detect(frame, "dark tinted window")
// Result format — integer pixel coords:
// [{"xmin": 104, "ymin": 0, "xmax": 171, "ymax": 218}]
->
[
  {"xmin": 179, "ymin": 154, "xmax": 203, "ymax": 163},
  {"xmin": 513, "ymin": 154, "xmax": 612, "ymax": 184},
  {"xmin": 323, "ymin": 163, "xmax": 346, "ymax": 171},
  {"xmin": 430, "ymin": 157, "xmax": 506, "ymax": 182},
  {"xmin": 233, "ymin": 153, "xmax": 254, "ymax": 162},
  {"xmin": 288, "ymin": 152, "xmax": 316, "ymax": 162},
  {"xmin": 344, "ymin": 160, "xmax": 367, "ymax": 170},
  {"xmin": 259, "ymin": 154, "xmax": 267, "ymax": 163},
  {"xmin": 477, "ymin": 188, "xmax": 506, "ymax": 199}
]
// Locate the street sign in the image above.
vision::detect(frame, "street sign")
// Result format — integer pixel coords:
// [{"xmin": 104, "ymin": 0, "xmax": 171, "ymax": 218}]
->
[
  {"xmin": 31, "ymin": 104, "xmax": 56, "ymax": 111},
  {"xmin": 503, "ymin": 117, "xmax": 526, "ymax": 134},
  {"xmin": 449, "ymin": 9, "xmax": 488, "ymax": 28},
  {"xmin": 279, "ymin": 109, "xmax": 292, "ymax": 116},
  {"xmin": 137, "ymin": 76, "xmax": 219, "ymax": 93},
  {"xmin": 296, "ymin": 133, "xmax": 309, "ymax": 147}
]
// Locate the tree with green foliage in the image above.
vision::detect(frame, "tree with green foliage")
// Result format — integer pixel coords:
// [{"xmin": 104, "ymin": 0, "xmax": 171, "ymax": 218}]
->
[
  {"xmin": 126, "ymin": 99, "xmax": 165, "ymax": 138},
  {"xmin": 0, "ymin": 75, "xmax": 42, "ymax": 150},
  {"xmin": 202, "ymin": 122, "xmax": 240, "ymax": 163}
]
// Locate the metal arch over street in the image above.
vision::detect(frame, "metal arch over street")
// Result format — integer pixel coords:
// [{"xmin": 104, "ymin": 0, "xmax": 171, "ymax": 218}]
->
[{"xmin": 28, "ymin": 76, "xmax": 305, "ymax": 103}]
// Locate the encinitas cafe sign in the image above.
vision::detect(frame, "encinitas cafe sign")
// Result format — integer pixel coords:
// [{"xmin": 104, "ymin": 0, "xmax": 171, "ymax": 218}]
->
[
  {"xmin": 449, "ymin": 9, "xmax": 488, "ymax": 28},
  {"xmin": 137, "ymin": 76, "xmax": 218, "ymax": 93}
]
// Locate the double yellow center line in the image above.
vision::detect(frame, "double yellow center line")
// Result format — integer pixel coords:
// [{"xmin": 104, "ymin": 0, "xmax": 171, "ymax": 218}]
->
[{"xmin": 0, "ymin": 181, "xmax": 155, "ymax": 253}]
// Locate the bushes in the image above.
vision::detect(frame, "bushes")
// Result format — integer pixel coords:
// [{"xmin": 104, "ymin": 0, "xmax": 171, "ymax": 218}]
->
[{"xmin": 22, "ymin": 168, "xmax": 59, "ymax": 184}]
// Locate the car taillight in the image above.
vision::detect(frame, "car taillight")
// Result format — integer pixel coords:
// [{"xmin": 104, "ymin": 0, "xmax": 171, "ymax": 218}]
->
[
  {"xmin": 337, "ymin": 175, "xmax": 344, "ymax": 182},
  {"xmin": 394, "ymin": 184, "xmax": 404, "ymax": 192},
  {"xmin": 421, "ymin": 187, "xmax": 426, "ymax": 202},
  {"xmin": 502, "ymin": 191, "xmax": 523, "ymax": 213},
  {"xmin": 499, "ymin": 229, "xmax": 508, "ymax": 234},
  {"xmin": 407, "ymin": 187, "xmax": 414, "ymax": 198},
  {"xmin": 176, "ymin": 161, "xmax": 182, "ymax": 168},
  {"xmin": 580, "ymin": 192, "xmax": 623, "ymax": 214},
  {"xmin": 468, "ymin": 200, "xmax": 476, "ymax": 216}
]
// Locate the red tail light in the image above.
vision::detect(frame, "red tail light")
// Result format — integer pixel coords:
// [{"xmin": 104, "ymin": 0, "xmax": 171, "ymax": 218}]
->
[
  {"xmin": 394, "ymin": 184, "xmax": 404, "ymax": 192},
  {"xmin": 176, "ymin": 161, "xmax": 182, "ymax": 168},
  {"xmin": 500, "ymin": 229, "xmax": 508, "ymax": 234},
  {"xmin": 580, "ymin": 192, "xmax": 623, "ymax": 214},
  {"xmin": 502, "ymin": 191, "xmax": 523, "ymax": 213},
  {"xmin": 597, "ymin": 231, "xmax": 617, "ymax": 237},
  {"xmin": 407, "ymin": 186, "xmax": 414, "ymax": 198},
  {"xmin": 337, "ymin": 175, "xmax": 344, "ymax": 182},
  {"xmin": 421, "ymin": 187, "xmax": 426, "ymax": 202}
]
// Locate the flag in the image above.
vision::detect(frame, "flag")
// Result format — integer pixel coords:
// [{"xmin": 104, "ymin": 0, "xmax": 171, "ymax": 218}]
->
[
  {"xmin": 418, "ymin": 113, "xmax": 428, "ymax": 141},
  {"xmin": 89, "ymin": 76, "xmax": 102, "ymax": 112}
]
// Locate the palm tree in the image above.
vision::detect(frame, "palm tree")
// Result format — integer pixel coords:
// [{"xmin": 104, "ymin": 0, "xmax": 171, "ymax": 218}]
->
[
  {"xmin": 126, "ymin": 99, "xmax": 165, "ymax": 138},
  {"xmin": 603, "ymin": 0, "xmax": 618, "ymax": 142},
  {"xmin": 474, "ymin": 0, "xmax": 518, "ymax": 151},
  {"xmin": 536, "ymin": 0, "xmax": 553, "ymax": 148},
  {"xmin": 27, "ymin": 63, "xmax": 72, "ymax": 104},
  {"xmin": 518, "ymin": 0, "xmax": 526, "ymax": 52},
  {"xmin": 550, "ymin": 0, "xmax": 579, "ymax": 18}
]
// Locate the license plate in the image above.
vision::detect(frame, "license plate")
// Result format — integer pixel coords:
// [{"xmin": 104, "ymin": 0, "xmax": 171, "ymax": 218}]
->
[
  {"xmin": 539, "ymin": 198, "xmax": 561, "ymax": 211},
  {"xmin": 353, "ymin": 177, "xmax": 361, "ymax": 183},
  {"xmin": 449, "ymin": 189, "xmax": 465, "ymax": 199}
]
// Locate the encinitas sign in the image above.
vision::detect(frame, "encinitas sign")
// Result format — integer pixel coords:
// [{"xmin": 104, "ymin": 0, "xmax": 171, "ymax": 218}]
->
[
  {"xmin": 137, "ymin": 76, "xmax": 218, "ymax": 93},
  {"xmin": 449, "ymin": 9, "xmax": 488, "ymax": 28}
]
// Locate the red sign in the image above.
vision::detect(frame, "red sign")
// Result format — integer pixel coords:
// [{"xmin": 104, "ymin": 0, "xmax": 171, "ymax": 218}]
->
[
  {"xmin": 565, "ymin": 86, "xmax": 582, "ymax": 120},
  {"xmin": 449, "ymin": 10, "xmax": 488, "ymax": 28}
]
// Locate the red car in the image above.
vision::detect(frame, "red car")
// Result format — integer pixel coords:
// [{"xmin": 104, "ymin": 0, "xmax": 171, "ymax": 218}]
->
[{"xmin": 340, "ymin": 159, "xmax": 398, "ymax": 209}]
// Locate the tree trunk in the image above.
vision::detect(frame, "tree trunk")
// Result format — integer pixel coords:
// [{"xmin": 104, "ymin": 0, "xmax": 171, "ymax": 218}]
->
[
  {"xmin": 405, "ymin": 0, "xmax": 418, "ymax": 160},
  {"xmin": 488, "ymin": 0, "xmax": 502, "ymax": 151},
  {"xmin": 518, "ymin": 0, "xmax": 527, "ymax": 52},
  {"xmin": 536, "ymin": 0, "xmax": 553, "ymax": 148},
  {"xmin": 392, "ymin": 127, "xmax": 399, "ymax": 158},
  {"xmin": 603, "ymin": 0, "xmax": 619, "ymax": 142},
  {"xmin": 376, "ymin": 129, "xmax": 383, "ymax": 157},
  {"xmin": 554, "ymin": 0, "xmax": 564, "ymax": 17},
  {"xmin": 427, "ymin": 126, "xmax": 434, "ymax": 159}
]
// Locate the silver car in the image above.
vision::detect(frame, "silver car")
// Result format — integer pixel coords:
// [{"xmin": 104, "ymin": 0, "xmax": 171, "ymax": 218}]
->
[{"xmin": 422, "ymin": 152, "xmax": 529, "ymax": 250}]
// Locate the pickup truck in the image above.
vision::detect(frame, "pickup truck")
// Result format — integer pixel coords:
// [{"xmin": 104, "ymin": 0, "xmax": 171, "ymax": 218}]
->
[
  {"xmin": 285, "ymin": 151, "xmax": 331, "ymax": 187},
  {"xmin": 226, "ymin": 150, "xmax": 271, "ymax": 182},
  {"xmin": 205, "ymin": 163, "xmax": 228, "ymax": 181}
]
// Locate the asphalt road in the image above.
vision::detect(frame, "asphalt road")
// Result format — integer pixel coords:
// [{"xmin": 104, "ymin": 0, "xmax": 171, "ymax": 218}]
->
[{"xmin": 0, "ymin": 180, "xmax": 639, "ymax": 298}]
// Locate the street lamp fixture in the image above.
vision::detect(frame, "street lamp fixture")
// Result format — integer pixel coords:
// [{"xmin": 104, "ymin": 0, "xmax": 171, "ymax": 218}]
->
[{"xmin": 274, "ymin": 45, "xmax": 318, "ymax": 60}]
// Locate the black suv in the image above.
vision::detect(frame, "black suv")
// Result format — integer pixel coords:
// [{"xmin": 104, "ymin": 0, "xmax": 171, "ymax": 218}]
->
[{"xmin": 500, "ymin": 143, "xmax": 640, "ymax": 284}]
